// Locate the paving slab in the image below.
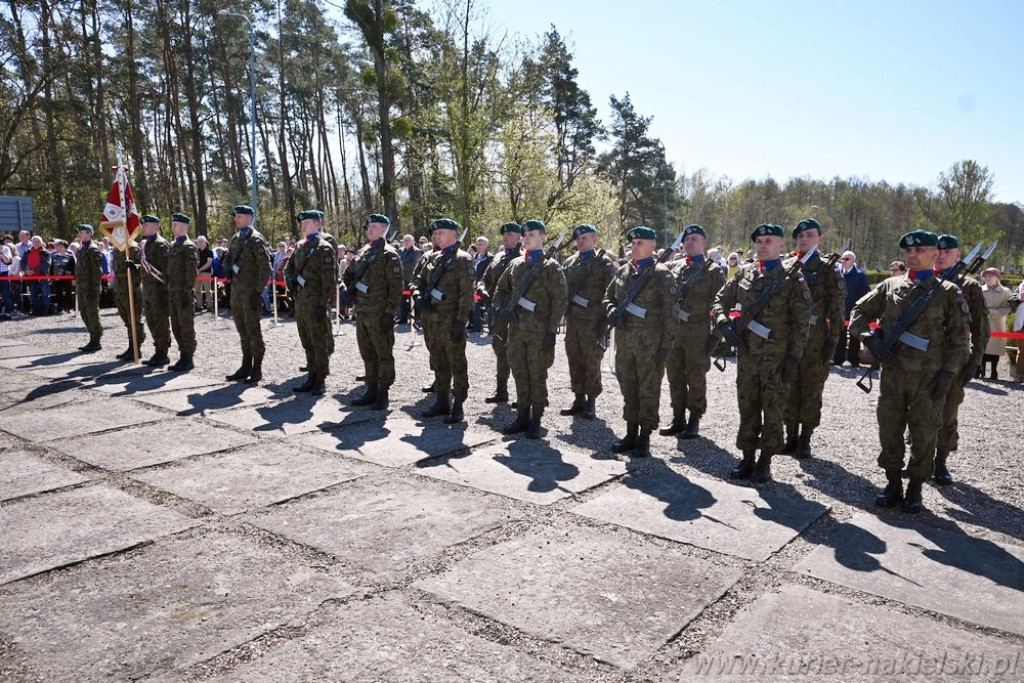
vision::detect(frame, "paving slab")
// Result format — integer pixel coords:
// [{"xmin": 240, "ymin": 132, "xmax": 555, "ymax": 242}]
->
[
  {"xmin": 0, "ymin": 353, "xmax": 94, "ymax": 371},
  {"xmin": 0, "ymin": 450, "xmax": 89, "ymax": 501},
  {"xmin": 49, "ymin": 419, "xmax": 256, "ymax": 471},
  {"xmin": 684, "ymin": 584, "xmax": 1024, "ymax": 681},
  {"xmin": 415, "ymin": 440, "xmax": 627, "ymax": 505},
  {"xmin": 131, "ymin": 383, "xmax": 278, "ymax": 415},
  {"xmin": 0, "ymin": 530, "xmax": 355, "ymax": 682},
  {"xmin": 573, "ymin": 469, "xmax": 830, "ymax": 561},
  {"xmin": 0, "ymin": 485, "xmax": 195, "ymax": 585},
  {"xmin": 208, "ymin": 595, "xmax": 582, "ymax": 683},
  {"xmin": 249, "ymin": 476, "xmax": 519, "ymax": 577},
  {"xmin": 415, "ymin": 524, "xmax": 742, "ymax": 669},
  {"xmin": 0, "ymin": 388, "xmax": 83, "ymax": 415},
  {"xmin": 27, "ymin": 359, "xmax": 152, "ymax": 380},
  {"xmin": 88, "ymin": 371, "xmax": 224, "ymax": 396},
  {"xmin": 793, "ymin": 512, "xmax": 1024, "ymax": 637},
  {"xmin": 205, "ymin": 397, "xmax": 380, "ymax": 437},
  {"xmin": 0, "ymin": 431, "xmax": 22, "ymax": 450},
  {"xmin": 0, "ymin": 397, "xmax": 166, "ymax": 442},
  {"xmin": 0, "ymin": 345, "xmax": 46, "ymax": 360},
  {"xmin": 133, "ymin": 442, "xmax": 371, "ymax": 514},
  {"xmin": 300, "ymin": 416, "xmax": 496, "ymax": 468}
]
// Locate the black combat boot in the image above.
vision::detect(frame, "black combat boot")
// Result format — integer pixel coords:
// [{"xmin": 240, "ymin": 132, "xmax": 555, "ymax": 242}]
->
[
  {"xmin": 634, "ymin": 427, "xmax": 652, "ymax": 457},
  {"xmin": 581, "ymin": 395, "xmax": 597, "ymax": 419},
  {"xmin": 169, "ymin": 355, "xmax": 194, "ymax": 372},
  {"xmin": 79, "ymin": 336, "xmax": 102, "ymax": 353},
  {"xmin": 795, "ymin": 426, "xmax": 813, "ymax": 460},
  {"xmin": 988, "ymin": 355, "xmax": 999, "ymax": 380},
  {"xmin": 901, "ymin": 479, "xmax": 924, "ymax": 513},
  {"xmin": 226, "ymin": 354, "xmax": 252, "ymax": 381},
  {"xmin": 245, "ymin": 355, "xmax": 263, "ymax": 384},
  {"xmin": 659, "ymin": 409, "xmax": 686, "ymax": 436},
  {"xmin": 116, "ymin": 346, "xmax": 133, "ymax": 361},
  {"xmin": 352, "ymin": 383, "xmax": 379, "ymax": 407},
  {"xmin": 730, "ymin": 450, "xmax": 756, "ymax": 480},
  {"xmin": 612, "ymin": 422, "xmax": 639, "ymax": 454},
  {"xmin": 445, "ymin": 396, "xmax": 465, "ymax": 424},
  {"xmin": 421, "ymin": 384, "xmax": 436, "ymax": 394},
  {"xmin": 526, "ymin": 406, "xmax": 544, "ymax": 439},
  {"xmin": 874, "ymin": 472, "xmax": 904, "ymax": 507},
  {"xmin": 502, "ymin": 405, "xmax": 531, "ymax": 435},
  {"xmin": 933, "ymin": 450, "xmax": 953, "ymax": 485},
  {"xmin": 292, "ymin": 373, "xmax": 317, "ymax": 393},
  {"xmin": 781, "ymin": 424, "xmax": 799, "ymax": 455},
  {"xmin": 485, "ymin": 379, "xmax": 509, "ymax": 404},
  {"xmin": 751, "ymin": 451, "xmax": 773, "ymax": 483},
  {"xmin": 560, "ymin": 394, "xmax": 586, "ymax": 416},
  {"xmin": 311, "ymin": 373, "xmax": 326, "ymax": 396},
  {"xmin": 143, "ymin": 351, "xmax": 170, "ymax": 367},
  {"xmin": 372, "ymin": 383, "xmax": 389, "ymax": 410},
  {"xmin": 422, "ymin": 392, "xmax": 451, "ymax": 418},
  {"xmin": 681, "ymin": 412, "xmax": 701, "ymax": 440},
  {"xmin": 355, "ymin": 375, "xmax": 367, "ymax": 382}
]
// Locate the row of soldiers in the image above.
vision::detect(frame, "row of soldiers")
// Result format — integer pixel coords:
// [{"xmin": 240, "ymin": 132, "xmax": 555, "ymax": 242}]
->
[{"xmin": 72, "ymin": 207, "xmax": 987, "ymax": 515}]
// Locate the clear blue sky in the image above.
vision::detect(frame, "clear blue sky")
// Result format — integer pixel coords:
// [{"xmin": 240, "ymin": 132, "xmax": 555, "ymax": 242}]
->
[{"xmin": 484, "ymin": 0, "xmax": 1024, "ymax": 203}]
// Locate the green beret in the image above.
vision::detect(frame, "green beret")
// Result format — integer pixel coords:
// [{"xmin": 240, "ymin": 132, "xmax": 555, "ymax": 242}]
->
[
  {"xmin": 296, "ymin": 210, "xmax": 324, "ymax": 222},
  {"xmin": 937, "ymin": 234, "xmax": 960, "ymax": 250},
  {"xmin": 572, "ymin": 223, "xmax": 597, "ymax": 239},
  {"xmin": 792, "ymin": 218, "xmax": 821, "ymax": 238},
  {"xmin": 429, "ymin": 218, "xmax": 460, "ymax": 233},
  {"xmin": 750, "ymin": 223, "xmax": 784, "ymax": 241},
  {"xmin": 898, "ymin": 230, "xmax": 938, "ymax": 248},
  {"xmin": 682, "ymin": 224, "xmax": 706, "ymax": 239},
  {"xmin": 232, "ymin": 205, "xmax": 255, "ymax": 216},
  {"xmin": 170, "ymin": 213, "xmax": 191, "ymax": 224},
  {"xmin": 521, "ymin": 219, "xmax": 546, "ymax": 233},
  {"xmin": 626, "ymin": 226, "xmax": 658, "ymax": 241},
  {"xmin": 364, "ymin": 213, "xmax": 390, "ymax": 226},
  {"xmin": 141, "ymin": 215, "xmax": 160, "ymax": 224},
  {"xmin": 75, "ymin": 224, "xmax": 94, "ymax": 234},
  {"xmin": 500, "ymin": 221, "xmax": 523, "ymax": 235}
]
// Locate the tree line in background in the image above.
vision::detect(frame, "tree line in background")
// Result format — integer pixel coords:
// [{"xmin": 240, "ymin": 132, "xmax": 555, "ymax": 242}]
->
[{"xmin": 2, "ymin": 0, "xmax": 1022, "ymax": 270}]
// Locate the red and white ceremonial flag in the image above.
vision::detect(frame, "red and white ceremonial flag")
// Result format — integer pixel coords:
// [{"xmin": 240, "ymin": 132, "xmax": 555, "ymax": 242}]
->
[{"xmin": 99, "ymin": 148, "xmax": 141, "ymax": 251}]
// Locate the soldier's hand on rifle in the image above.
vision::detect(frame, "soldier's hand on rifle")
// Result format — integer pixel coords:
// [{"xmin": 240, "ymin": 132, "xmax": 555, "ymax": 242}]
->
[
  {"xmin": 781, "ymin": 354, "xmax": 799, "ymax": 384},
  {"xmin": 928, "ymin": 370, "xmax": 955, "ymax": 402},
  {"xmin": 450, "ymin": 322, "xmax": 465, "ymax": 343},
  {"xmin": 543, "ymin": 331, "xmax": 556, "ymax": 349},
  {"xmin": 719, "ymin": 321, "xmax": 742, "ymax": 349},
  {"xmin": 863, "ymin": 331, "xmax": 896, "ymax": 365},
  {"xmin": 958, "ymin": 362, "xmax": 979, "ymax": 387},
  {"xmin": 413, "ymin": 295, "xmax": 428, "ymax": 314},
  {"xmin": 606, "ymin": 306, "xmax": 621, "ymax": 327}
]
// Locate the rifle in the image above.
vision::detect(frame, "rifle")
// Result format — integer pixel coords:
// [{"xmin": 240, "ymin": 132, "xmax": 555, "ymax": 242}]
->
[
  {"xmin": 597, "ymin": 233, "xmax": 683, "ymax": 350},
  {"xmin": 803, "ymin": 238, "xmax": 852, "ymax": 288},
  {"xmin": 855, "ymin": 241, "xmax": 984, "ymax": 393},
  {"xmin": 713, "ymin": 249, "xmax": 815, "ymax": 371},
  {"xmin": 566, "ymin": 248, "xmax": 608, "ymax": 308},
  {"xmin": 494, "ymin": 233, "xmax": 565, "ymax": 330}
]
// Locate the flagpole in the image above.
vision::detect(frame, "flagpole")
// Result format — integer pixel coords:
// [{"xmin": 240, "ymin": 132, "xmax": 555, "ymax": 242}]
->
[{"xmin": 117, "ymin": 143, "xmax": 141, "ymax": 363}]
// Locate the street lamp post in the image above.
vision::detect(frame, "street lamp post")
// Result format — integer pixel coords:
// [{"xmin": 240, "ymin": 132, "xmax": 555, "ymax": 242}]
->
[{"xmin": 217, "ymin": 10, "xmax": 258, "ymax": 225}]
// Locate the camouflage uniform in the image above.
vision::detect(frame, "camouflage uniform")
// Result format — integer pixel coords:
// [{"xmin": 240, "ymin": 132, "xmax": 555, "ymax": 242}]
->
[
  {"xmin": 849, "ymin": 273, "xmax": 970, "ymax": 483},
  {"xmin": 664, "ymin": 255, "xmax": 726, "ymax": 427},
  {"xmin": 562, "ymin": 249, "xmax": 617, "ymax": 404},
  {"xmin": 140, "ymin": 235, "xmax": 171, "ymax": 355},
  {"xmin": 343, "ymin": 238, "xmax": 402, "ymax": 388},
  {"xmin": 166, "ymin": 236, "xmax": 199, "ymax": 358},
  {"xmin": 76, "ymin": 239, "xmax": 104, "ymax": 344},
  {"xmin": 783, "ymin": 251, "xmax": 846, "ymax": 445},
  {"xmin": 713, "ymin": 261, "xmax": 812, "ymax": 454},
  {"xmin": 285, "ymin": 234, "xmax": 338, "ymax": 380},
  {"xmin": 222, "ymin": 227, "xmax": 273, "ymax": 368},
  {"xmin": 936, "ymin": 275, "xmax": 989, "ymax": 453},
  {"xmin": 113, "ymin": 244, "xmax": 145, "ymax": 351},
  {"xmin": 603, "ymin": 259, "xmax": 675, "ymax": 432},
  {"xmin": 494, "ymin": 251, "xmax": 568, "ymax": 413},
  {"xmin": 479, "ymin": 244, "xmax": 522, "ymax": 399},
  {"xmin": 411, "ymin": 245, "xmax": 475, "ymax": 402}
]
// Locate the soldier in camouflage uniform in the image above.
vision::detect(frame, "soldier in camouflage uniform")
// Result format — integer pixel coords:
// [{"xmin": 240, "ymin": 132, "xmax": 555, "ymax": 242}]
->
[
  {"xmin": 166, "ymin": 213, "xmax": 199, "ymax": 372},
  {"xmin": 850, "ymin": 230, "xmax": 970, "ymax": 513},
  {"xmin": 223, "ymin": 205, "xmax": 273, "ymax": 384},
  {"xmin": 493, "ymin": 220, "xmax": 567, "ymax": 439},
  {"xmin": 661, "ymin": 224, "xmax": 725, "ymax": 439},
  {"xmin": 113, "ymin": 236, "xmax": 145, "ymax": 360},
  {"xmin": 712, "ymin": 223, "xmax": 811, "ymax": 482},
  {"xmin": 139, "ymin": 215, "xmax": 171, "ymax": 367},
  {"xmin": 781, "ymin": 219, "xmax": 846, "ymax": 459},
  {"xmin": 286, "ymin": 210, "xmax": 337, "ymax": 396},
  {"xmin": 75, "ymin": 224, "xmax": 104, "ymax": 353},
  {"xmin": 603, "ymin": 226, "xmax": 676, "ymax": 457},
  {"xmin": 933, "ymin": 233, "xmax": 989, "ymax": 485},
  {"xmin": 341, "ymin": 213, "xmax": 402, "ymax": 409},
  {"xmin": 478, "ymin": 222, "xmax": 523, "ymax": 404},
  {"xmin": 560, "ymin": 223, "xmax": 616, "ymax": 420},
  {"xmin": 411, "ymin": 218, "xmax": 474, "ymax": 423}
]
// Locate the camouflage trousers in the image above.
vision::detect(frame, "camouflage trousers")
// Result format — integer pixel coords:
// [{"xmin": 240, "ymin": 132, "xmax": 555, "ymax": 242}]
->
[
  {"xmin": 423, "ymin": 311, "xmax": 468, "ymax": 399},
  {"xmin": 114, "ymin": 283, "xmax": 145, "ymax": 348},
  {"xmin": 936, "ymin": 370, "xmax": 966, "ymax": 452},
  {"xmin": 666, "ymin": 334, "xmax": 712, "ymax": 416},
  {"xmin": 169, "ymin": 290, "xmax": 196, "ymax": 356},
  {"xmin": 877, "ymin": 367, "xmax": 942, "ymax": 482},
  {"xmin": 614, "ymin": 333, "xmax": 666, "ymax": 431},
  {"xmin": 143, "ymin": 287, "xmax": 171, "ymax": 354},
  {"xmin": 564, "ymin": 316, "xmax": 606, "ymax": 397},
  {"xmin": 508, "ymin": 325, "xmax": 555, "ymax": 409},
  {"xmin": 491, "ymin": 318, "xmax": 511, "ymax": 382},
  {"xmin": 78, "ymin": 292, "xmax": 102, "ymax": 340},
  {"xmin": 295, "ymin": 297, "xmax": 332, "ymax": 377},
  {"xmin": 784, "ymin": 354, "xmax": 830, "ymax": 429},
  {"xmin": 230, "ymin": 287, "xmax": 265, "ymax": 359},
  {"xmin": 735, "ymin": 353, "xmax": 786, "ymax": 452},
  {"xmin": 356, "ymin": 312, "xmax": 396, "ymax": 388}
]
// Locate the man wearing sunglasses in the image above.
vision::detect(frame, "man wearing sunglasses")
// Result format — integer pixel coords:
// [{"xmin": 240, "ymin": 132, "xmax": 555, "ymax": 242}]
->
[{"xmin": 832, "ymin": 250, "xmax": 870, "ymax": 367}]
